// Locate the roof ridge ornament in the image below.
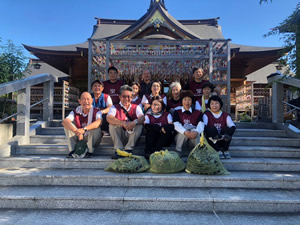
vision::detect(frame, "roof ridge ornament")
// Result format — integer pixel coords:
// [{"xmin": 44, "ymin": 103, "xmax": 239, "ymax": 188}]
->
[{"xmin": 148, "ymin": 0, "xmax": 167, "ymax": 11}]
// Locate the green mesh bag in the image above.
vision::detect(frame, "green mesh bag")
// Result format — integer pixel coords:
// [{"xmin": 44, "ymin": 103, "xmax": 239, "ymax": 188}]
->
[
  {"xmin": 149, "ymin": 150, "xmax": 185, "ymax": 174},
  {"xmin": 72, "ymin": 140, "xmax": 88, "ymax": 158},
  {"xmin": 105, "ymin": 154, "xmax": 150, "ymax": 173},
  {"xmin": 185, "ymin": 137, "xmax": 230, "ymax": 175}
]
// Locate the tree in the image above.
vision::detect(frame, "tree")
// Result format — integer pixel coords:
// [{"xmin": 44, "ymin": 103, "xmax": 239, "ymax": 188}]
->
[
  {"xmin": 0, "ymin": 39, "xmax": 28, "ymax": 83},
  {"xmin": 0, "ymin": 39, "xmax": 29, "ymax": 119},
  {"xmin": 260, "ymin": 1, "xmax": 300, "ymax": 78}
]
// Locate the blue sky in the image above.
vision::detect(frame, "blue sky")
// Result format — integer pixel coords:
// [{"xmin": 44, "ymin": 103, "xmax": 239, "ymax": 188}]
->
[{"xmin": 0, "ymin": 0, "xmax": 298, "ymax": 58}]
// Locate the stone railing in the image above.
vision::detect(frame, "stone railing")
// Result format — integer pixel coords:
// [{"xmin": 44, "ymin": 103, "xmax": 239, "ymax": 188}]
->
[
  {"xmin": 267, "ymin": 73, "xmax": 300, "ymax": 123},
  {"xmin": 0, "ymin": 74, "xmax": 58, "ymax": 157}
]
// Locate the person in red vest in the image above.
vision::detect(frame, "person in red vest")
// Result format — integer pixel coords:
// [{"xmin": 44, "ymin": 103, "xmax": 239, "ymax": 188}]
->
[
  {"xmin": 173, "ymin": 90, "xmax": 204, "ymax": 157},
  {"xmin": 107, "ymin": 85, "xmax": 145, "ymax": 159},
  {"xmin": 103, "ymin": 66, "xmax": 124, "ymax": 104},
  {"xmin": 62, "ymin": 92, "xmax": 102, "ymax": 158},
  {"xmin": 167, "ymin": 81, "xmax": 182, "ymax": 115},
  {"xmin": 183, "ymin": 67, "xmax": 208, "ymax": 101},
  {"xmin": 141, "ymin": 80, "xmax": 167, "ymax": 113},
  {"xmin": 144, "ymin": 96, "xmax": 174, "ymax": 159},
  {"xmin": 203, "ymin": 95, "xmax": 236, "ymax": 159},
  {"xmin": 131, "ymin": 82, "xmax": 142, "ymax": 107},
  {"xmin": 90, "ymin": 80, "xmax": 113, "ymax": 133},
  {"xmin": 195, "ymin": 81, "xmax": 215, "ymax": 113}
]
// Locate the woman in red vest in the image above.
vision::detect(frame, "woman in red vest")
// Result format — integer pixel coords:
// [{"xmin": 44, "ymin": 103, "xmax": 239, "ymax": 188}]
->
[
  {"xmin": 144, "ymin": 96, "xmax": 174, "ymax": 159},
  {"xmin": 195, "ymin": 81, "xmax": 215, "ymax": 113},
  {"xmin": 203, "ymin": 95, "xmax": 236, "ymax": 159},
  {"xmin": 167, "ymin": 81, "xmax": 182, "ymax": 115},
  {"xmin": 173, "ymin": 90, "xmax": 204, "ymax": 157},
  {"xmin": 141, "ymin": 80, "xmax": 167, "ymax": 112},
  {"xmin": 131, "ymin": 82, "xmax": 142, "ymax": 106}
]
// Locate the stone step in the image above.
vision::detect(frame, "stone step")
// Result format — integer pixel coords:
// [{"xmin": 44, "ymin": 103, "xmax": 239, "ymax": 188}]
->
[
  {"xmin": 16, "ymin": 144, "xmax": 300, "ymax": 158},
  {"xmin": 234, "ymin": 129, "xmax": 287, "ymax": 137},
  {"xmin": 0, "ymin": 168, "xmax": 299, "ymax": 189},
  {"xmin": 0, "ymin": 186, "xmax": 299, "ymax": 212},
  {"xmin": 231, "ymin": 137, "xmax": 300, "ymax": 147},
  {"xmin": 38, "ymin": 127, "xmax": 288, "ymax": 138},
  {"xmin": 37, "ymin": 127, "xmax": 65, "ymax": 135},
  {"xmin": 1, "ymin": 209, "xmax": 300, "ymax": 225},
  {"xmin": 235, "ymin": 122, "xmax": 277, "ymax": 129},
  {"xmin": 30, "ymin": 135, "xmax": 300, "ymax": 147},
  {"xmin": 1, "ymin": 156, "xmax": 300, "ymax": 172}
]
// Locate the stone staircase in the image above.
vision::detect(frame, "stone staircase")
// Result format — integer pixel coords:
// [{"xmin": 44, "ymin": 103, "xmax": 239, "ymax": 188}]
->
[{"xmin": 0, "ymin": 121, "xmax": 300, "ymax": 224}]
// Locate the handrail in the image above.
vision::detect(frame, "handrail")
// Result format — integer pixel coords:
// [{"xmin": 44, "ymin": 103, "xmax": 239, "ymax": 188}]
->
[
  {"xmin": 0, "ymin": 73, "xmax": 59, "ymax": 156},
  {"xmin": 0, "ymin": 98, "xmax": 49, "ymax": 123},
  {"xmin": 0, "ymin": 73, "xmax": 58, "ymax": 96},
  {"xmin": 267, "ymin": 72, "xmax": 300, "ymax": 123}
]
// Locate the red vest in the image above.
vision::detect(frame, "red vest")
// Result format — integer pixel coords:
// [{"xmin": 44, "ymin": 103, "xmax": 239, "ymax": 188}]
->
[
  {"xmin": 167, "ymin": 98, "xmax": 182, "ymax": 110},
  {"xmin": 74, "ymin": 108, "xmax": 99, "ymax": 128},
  {"xmin": 132, "ymin": 97, "xmax": 142, "ymax": 105},
  {"xmin": 103, "ymin": 80, "xmax": 123, "ymax": 104},
  {"xmin": 147, "ymin": 112, "xmax": 170, "ymax": 126},
  {"xmin": 176, "ymin": 109, "xmax": 202, "ymax": 126},
  {"xmin": 189, "ymin": 80, "xmax": 208, "ymax": 101},
  {"xmin": 114, "ymin": 104, "xmax": 138, "ymax": 121},
  {"xmin": 205, "ymin": 111, "xmax": 229, "ymax": 132},
  {"xmin": 145, "ymin": 93, "xmax": 166, "ymax": 105}
]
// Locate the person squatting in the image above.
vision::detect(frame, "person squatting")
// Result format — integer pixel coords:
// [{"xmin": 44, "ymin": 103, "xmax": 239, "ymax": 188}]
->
[{"xmin": 62, "ymin": 66, "xmax": 236, "ymax": 159}]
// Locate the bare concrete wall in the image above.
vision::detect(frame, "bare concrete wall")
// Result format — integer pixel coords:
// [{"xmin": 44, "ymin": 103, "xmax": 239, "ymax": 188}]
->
[{"xmin": 0, "ymin": 124, "xmax": 13, "ymax": 145}]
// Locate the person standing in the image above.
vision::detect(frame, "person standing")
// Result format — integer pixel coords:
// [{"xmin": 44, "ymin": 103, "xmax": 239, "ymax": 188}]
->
[
  {"xmin": 103, "ymin": 66, "xmax": 124, "ymax": 104},
  {"xmin": 62, "ymin": 92, "xmax": 102, "ymax": 158},
  {"xmin": 184, "ymin": 67, "xmax": 208, "ymax": 101},
  {"xmin": 139, "ymin": 69, "xmax": 152, "ymax": 98},
  {"xmin": 107, "ymin": 85, "xmax": 145, "ymax": 159}
]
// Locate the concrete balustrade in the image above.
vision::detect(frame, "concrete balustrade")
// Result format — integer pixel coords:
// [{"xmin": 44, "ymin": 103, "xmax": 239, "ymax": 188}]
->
[{"xmin": 0, "ymin": 74, "xmax": 58, "ymax": 157}]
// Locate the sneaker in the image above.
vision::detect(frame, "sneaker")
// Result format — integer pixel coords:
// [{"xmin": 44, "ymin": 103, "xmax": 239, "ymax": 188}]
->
[
  {"xmin": 218, "ymin": 151, "xmax": 225, "ymax": 159},
  {"xmin": 66, "ymin": 150, "xmax": 75, "ymax": 158},
  {"xmin": 111, "ymin": 151, "xmax": 120, "ymax": 159},
  {"xmin": 84, "ymin": 152, "xmax": 93, "ymax": 158},
  {"xmin": 223, "ymin": 151, "xmax": 231, "ymax": 159}
]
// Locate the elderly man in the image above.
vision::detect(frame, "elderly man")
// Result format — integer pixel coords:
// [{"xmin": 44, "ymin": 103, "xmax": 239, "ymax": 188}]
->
[
  {"xmin": 62, "ymin": 92, "xmax": 102, "ymax": 158},
  {"xmin": 107, "ymin": 85, "xmax": 145, "ymax": 159}
]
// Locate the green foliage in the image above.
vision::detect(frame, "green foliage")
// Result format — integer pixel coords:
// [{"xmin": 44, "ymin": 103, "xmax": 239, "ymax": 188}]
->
[
  {"xmin": 0, "ymin": 39, "xmax": 28, "ymax": 84},
  {"xmin": 263, "ymin": 3, "xmax": 300, "ymax": 78}
]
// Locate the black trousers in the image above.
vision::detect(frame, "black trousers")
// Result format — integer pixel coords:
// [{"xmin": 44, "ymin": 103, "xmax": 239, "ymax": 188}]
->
[
  {"xmin": 101, "ymin": 114, "xmax": 109, "ymax": 132},
  {"xmin": 144, "ymin": 125, "xmax": 174, "ymax": 158},
  {"xmin": 205, "ymin": 126, "xmax": 236, "ymax": 152}
]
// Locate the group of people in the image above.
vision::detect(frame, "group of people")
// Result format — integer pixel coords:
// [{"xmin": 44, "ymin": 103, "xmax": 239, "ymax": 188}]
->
[{"xmin": 62, "ymin": 66, "xmax": 236, "ymax": 160}]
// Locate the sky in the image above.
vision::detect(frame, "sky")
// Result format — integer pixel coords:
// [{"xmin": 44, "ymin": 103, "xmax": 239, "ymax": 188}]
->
[{"xmin": 0, "ymin": 0, "xmax": 298, "ymax": 59}]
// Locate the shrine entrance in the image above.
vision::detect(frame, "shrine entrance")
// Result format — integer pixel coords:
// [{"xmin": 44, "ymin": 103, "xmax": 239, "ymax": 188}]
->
[{"xmin": 88, "ymin": 39, "xmax": 231, "ymax": 112}]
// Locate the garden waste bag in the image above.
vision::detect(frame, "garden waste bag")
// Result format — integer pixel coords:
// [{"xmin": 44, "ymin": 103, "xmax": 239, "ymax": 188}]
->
[
  {"xmin": 149, "ymin": 150, "xmax": 185, "ymax": 174},
  {"xmin": 185, "ymin": 133, "xmax": 230, "ymax": 175},
  {"xmin": 105, "ymin": 149, "xmax": 150, "ymax": 173}
]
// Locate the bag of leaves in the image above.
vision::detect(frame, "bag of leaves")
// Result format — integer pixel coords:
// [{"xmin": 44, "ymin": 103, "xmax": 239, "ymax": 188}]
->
[
  {"xmin": 72, "ymin": 140, "xmax": 88, "ymax": 158},
  {"xmin": 149, "ymin": 150, "xmax": 185, "ymax": 174},
  {"xmin": 105, "ymin": 149, "xmax": 150, "ymax": 173},
  {"xmin": 185, "ymin": 133, "xmax": 230, "ymax": 175}
]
